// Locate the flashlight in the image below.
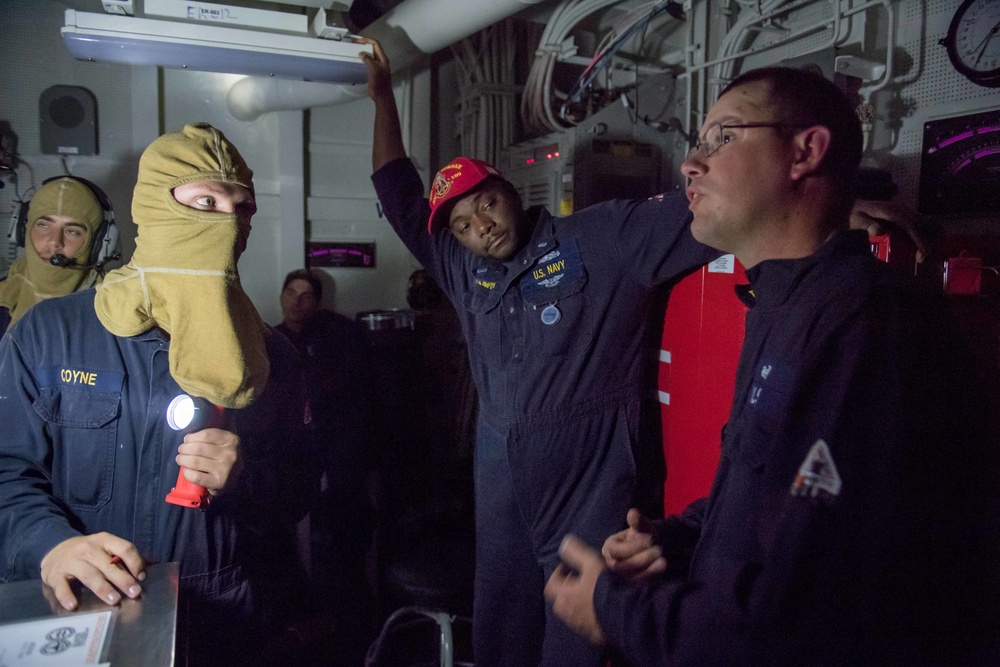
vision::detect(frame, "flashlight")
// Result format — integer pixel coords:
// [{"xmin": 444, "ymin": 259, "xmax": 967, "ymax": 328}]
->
[{"xmin": 165, "ymin": 394, "xmax": 225, "ymax": 509}]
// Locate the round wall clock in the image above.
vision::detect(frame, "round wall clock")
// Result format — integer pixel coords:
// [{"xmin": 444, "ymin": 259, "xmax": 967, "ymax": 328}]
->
[{"xmin": 941, "ymin": 0, "xmax": 1000, "ymax": 88}]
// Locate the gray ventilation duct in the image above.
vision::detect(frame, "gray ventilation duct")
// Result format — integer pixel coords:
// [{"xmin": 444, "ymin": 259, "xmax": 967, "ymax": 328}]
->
[{"xmin": 226, "ymin": 0, "xmax": 546, "ymax": 121}]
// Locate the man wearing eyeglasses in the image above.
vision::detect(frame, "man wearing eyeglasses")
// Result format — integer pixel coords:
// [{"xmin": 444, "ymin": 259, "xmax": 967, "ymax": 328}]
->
[{"xmin": 545, "ymin": 67, "xmax": 998, "ymax": 665}]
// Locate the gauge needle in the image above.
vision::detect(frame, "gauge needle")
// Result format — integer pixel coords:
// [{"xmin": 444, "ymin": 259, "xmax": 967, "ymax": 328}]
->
[{"xmin": 966, "ymin": 19, "xmax": 1000, "ymax": 67}]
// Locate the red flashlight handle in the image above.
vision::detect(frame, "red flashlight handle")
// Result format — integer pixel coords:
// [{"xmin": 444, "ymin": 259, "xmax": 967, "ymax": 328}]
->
[
  {"xmin": 164, "ymin": 397, "xmax": 225, "ymax": 509},
  {"xmin": 165, "ymin": 468, "xmax": 210, "ymax": 509}
]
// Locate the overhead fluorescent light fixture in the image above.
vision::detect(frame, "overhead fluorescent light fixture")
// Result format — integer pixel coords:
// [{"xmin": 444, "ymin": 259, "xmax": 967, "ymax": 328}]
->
[{"xmin": 61, "ymin": 10, "xmax": 369, "ymax": 84}]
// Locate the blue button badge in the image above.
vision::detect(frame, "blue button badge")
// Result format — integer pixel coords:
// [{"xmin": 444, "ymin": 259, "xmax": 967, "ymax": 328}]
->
[{"xmin": 541, "ymin": 304, "xmax": 561, "ymax": 325}]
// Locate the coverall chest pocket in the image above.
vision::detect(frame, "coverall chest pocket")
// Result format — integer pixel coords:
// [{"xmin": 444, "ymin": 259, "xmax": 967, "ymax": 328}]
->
[
  {"xmin": 33, "ymin": 387, "xmax": 120, "ymax": 511},
  {"xmin": 463, "ymin": 286, "xmax": 506, "ymax": 369},
  {"xmin": 722, "ymin": 358, "xmax": 796, "ymax": 500},
  {"xmin": 521, "ymin": 240, "xmax": 590, "ymax": 357},
  {"xmin": 728, "ymin": 359, "xmax": 794, "ymax": 472}
]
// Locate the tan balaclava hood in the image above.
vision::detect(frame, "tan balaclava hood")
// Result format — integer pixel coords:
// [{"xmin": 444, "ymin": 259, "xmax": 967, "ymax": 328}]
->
[
  {"xmin": 94, "ymin": 123, "xmax": 269, "ymax": 409},
  {"xmin": 0, "ymin": 177, "xmax": 104, "ymax": 327}
]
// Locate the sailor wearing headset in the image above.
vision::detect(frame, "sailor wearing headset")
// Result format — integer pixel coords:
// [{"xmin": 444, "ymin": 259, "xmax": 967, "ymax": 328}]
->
[{"xmin": 0, "ymin": 175, "xmax": 119, "ymax": 335}]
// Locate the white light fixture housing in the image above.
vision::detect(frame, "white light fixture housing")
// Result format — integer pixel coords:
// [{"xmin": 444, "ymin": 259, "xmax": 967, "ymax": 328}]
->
[{"xmin": 61, "ymin": 9, "xmax": 370, "ymax": 84}]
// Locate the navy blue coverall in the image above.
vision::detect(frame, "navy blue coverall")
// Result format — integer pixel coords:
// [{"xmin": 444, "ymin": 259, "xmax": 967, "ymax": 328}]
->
[
  {"xmin": 594, "ymin": 231, "xmax": 1000, "ymax": 666},
  {"xmin": 0, "ymin": 290, "xmax": 319, "ymax": 667},
  {"xmin": 373, "ymin": 157, "xmax": 717, "ymax": 666}
]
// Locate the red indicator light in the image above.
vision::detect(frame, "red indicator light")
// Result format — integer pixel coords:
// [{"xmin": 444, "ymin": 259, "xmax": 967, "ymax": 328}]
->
[
  {"xmin": 526, "ymin": 158, "xmax": 535, "ymax": 164},
  {"xmin": 554, "ymin": 151, "xmax": 560, "ymax": 157}
]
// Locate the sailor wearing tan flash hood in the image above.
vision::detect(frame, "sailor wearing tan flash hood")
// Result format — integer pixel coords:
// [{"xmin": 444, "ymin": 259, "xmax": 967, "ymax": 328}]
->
[
  {"xmin": 0, "ymin": 123, "xmax": 319, "ymax": 667},
  {"xmin": 95, "ymin": 122, "xmax": 269, "ymax": 409}
]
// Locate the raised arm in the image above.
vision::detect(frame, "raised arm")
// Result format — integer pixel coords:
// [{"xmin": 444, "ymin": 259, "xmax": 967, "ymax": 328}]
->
[{"xmin": 358, "ymin": 37, "xmax": 406, "ymax": 172}]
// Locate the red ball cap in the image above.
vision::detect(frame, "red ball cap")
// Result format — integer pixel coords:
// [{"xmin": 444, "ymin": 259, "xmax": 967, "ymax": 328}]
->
[{"xmin": 427, "ymin": 157, "xmax": 503, "ymax": 234}]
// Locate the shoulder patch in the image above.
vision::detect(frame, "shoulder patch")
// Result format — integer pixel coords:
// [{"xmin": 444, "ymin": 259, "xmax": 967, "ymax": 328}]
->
[{"xmin": 790, "ymin": 439, "xmax": 842, "ymax": 500}]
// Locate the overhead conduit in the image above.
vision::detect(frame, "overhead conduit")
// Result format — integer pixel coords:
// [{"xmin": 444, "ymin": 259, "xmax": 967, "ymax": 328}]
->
[{"xmin": 226, "ymin": 0, "xmax": 547, "ymax": 121}]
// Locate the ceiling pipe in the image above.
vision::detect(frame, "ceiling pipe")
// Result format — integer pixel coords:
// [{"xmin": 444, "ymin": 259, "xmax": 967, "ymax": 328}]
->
[
  {"xmin": 226, "ymin": 0, "xmax": 547, "ymax": 121},
  {"xmin": 364, "ymin": 0, "xmax": 548, "ymax": 72},
  {"xmin": 227, "ymin": 77, "xmax": 368, "ymax": 121}
]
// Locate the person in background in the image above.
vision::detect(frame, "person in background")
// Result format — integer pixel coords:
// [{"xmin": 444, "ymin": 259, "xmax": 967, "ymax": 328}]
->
[
  {"xmin": 0, "ymin": 177, "xmax": 112, "ymax": 334},
  {"xmin": 545, "ymin": 67, "xmax": 999, "ymax": 666},
  {"xmin": 276, "ymin": 268, "xmax": 378, "ymax": 666},
  {"xmin": 0, "ymin": 123, "xmax": 318, "ymax": 667}
]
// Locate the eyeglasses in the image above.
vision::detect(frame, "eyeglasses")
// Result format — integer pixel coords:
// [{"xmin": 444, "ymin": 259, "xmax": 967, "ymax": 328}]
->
[{"xmin": 686, "ymin": 122, "xmax": 810, "ymax": 160}]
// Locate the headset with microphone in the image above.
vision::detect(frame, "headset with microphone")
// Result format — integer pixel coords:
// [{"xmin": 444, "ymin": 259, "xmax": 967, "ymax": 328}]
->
[
  {"xmin": 6, "ymin": 175, "xmax": 120, "ymax": 275},
  {"xmin": 47, "ymin": 251, "xmax": 120, "ymax": 271}
]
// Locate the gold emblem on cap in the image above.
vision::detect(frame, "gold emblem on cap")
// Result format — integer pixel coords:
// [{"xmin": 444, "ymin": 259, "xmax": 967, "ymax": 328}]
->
[{"xmin": 431, "ymin": 168, "xmax": 460, "ymax": 205}]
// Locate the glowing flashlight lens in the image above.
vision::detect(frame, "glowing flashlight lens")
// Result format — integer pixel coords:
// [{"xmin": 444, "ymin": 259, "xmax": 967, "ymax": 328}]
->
[{"xmin": 166, "ymin": 395, "xmax": 196, "ymax": 431}]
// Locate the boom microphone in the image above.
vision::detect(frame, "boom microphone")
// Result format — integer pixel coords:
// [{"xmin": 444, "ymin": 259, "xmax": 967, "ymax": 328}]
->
[
  {"xmin": 48, "ymin": 253, "xmax": 79, "ymax": 268},
  {"xmin": 49, "ymin": 252, "xmax": 121, "ymax": 271}
]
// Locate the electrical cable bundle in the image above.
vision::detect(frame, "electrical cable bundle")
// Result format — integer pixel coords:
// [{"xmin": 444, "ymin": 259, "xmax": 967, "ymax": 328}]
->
[
  {"xmin": 451, "ymin": 19, "xmax": 519, "ymax": 165},
  {"xmin": 561, "ymin": 0, "xmax": 684, "ymax": 121},
  {"xmin": 520, "ymin": 0, "xmax": 624, "ymax": 135},
  {"xmin": 712, "ymin": 0, "xmax": 802, "ymax": 97}
]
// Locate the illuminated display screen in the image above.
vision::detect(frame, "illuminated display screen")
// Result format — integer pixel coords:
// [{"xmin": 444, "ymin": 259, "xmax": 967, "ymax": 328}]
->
[
  {"xmin": 919, "ymin": 109, "xmax": 1000, "ymax": 216},
  {"xmin": 307, "ymin": 241, "xmax": 376, "ymax": 268}
]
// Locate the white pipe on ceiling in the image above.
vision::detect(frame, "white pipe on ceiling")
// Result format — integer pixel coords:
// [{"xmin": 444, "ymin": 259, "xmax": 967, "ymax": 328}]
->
[
  {"xmin": 226, "ymin": 0, "xmax": 547, "ymax": 121},
  {"xmin": 226, "ymin": 77, "xmax": 369, "ymax": 121},
  {"xmin": 366, "ymin": 0, "xmax": 547, "ymax": 71}
]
